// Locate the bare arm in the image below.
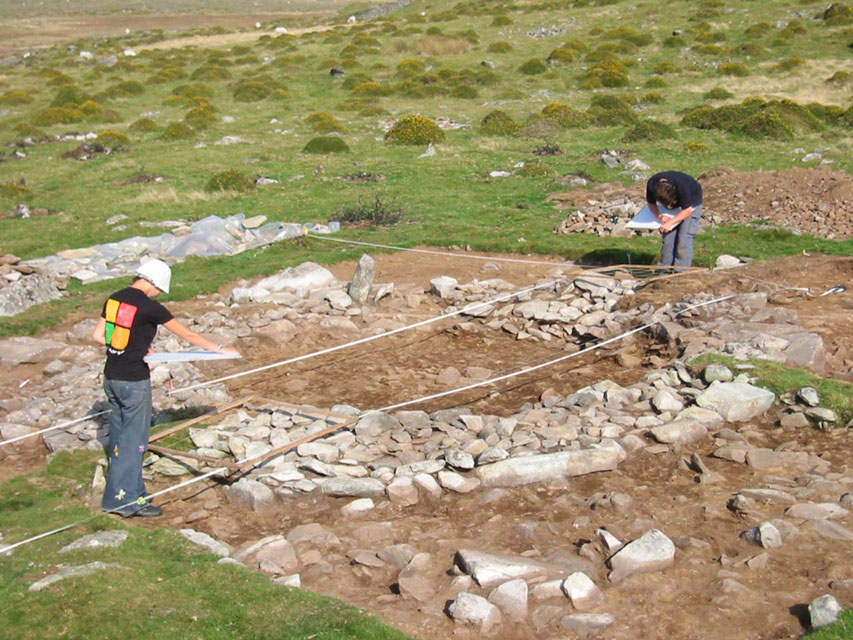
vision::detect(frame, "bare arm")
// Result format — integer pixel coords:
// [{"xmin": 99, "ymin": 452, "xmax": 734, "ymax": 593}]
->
[
  {"xmin": 659, "ymin": 206, "xmax": 694, "ymax": 234},
  {"xmin": 163, "ymin": 318, "xmax": 239, "ymax": 355},
  {"xmin": 92, "ymin": 317, "xmax": 106, "ymax": 345}
]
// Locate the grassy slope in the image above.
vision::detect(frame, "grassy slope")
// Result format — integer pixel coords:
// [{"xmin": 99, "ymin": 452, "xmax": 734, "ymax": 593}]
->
[{"xmin": 0, "ymin": 451, "xmax": 414, "ymax": 640}]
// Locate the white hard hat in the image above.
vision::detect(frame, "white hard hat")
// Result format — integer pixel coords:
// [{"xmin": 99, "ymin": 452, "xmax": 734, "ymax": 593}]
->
[{"xmin": 135, "ymin": 259, "xmax": 171, "ymax": 294}]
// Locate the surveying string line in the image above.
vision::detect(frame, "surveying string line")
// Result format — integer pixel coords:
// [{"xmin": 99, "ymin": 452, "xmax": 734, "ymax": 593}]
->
[
  {"xmin": 0, "ymin": 410, "xmax": 111, "ymax": 448},
  {"xmin": 4, "ymin": 293, "xmax": 738, "ymax": 554},
  {"xmin": 364, "ymin": 293, "xmax": 738, "ymax": 416},
  {"xmin": 169, "ymin": 277, "xmax": 566, "ymax": 396},
  {"xmin": 307, "ymin": 233, "xmax": 576, "ymax": 267}
]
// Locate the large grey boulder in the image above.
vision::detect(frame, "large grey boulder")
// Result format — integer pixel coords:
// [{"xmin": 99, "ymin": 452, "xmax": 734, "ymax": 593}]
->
[
  {"xmin": 695, "ymin": 382, "xmax": 775, "ymax": 422},
  {"xmin": 488, "ymin": 578, "xmax": 528, "ymax": 622},
  {"xmin": 453, "ymin": 549, "xmax": 594, "ymax": 589},
  {"xmin": 255, "ymin": 262, "xmax": 335, "ymax": 295},
  {"xmin": 651, "ymin": 419, "xmax": 708, "ymax": 446},
  {"xmin": 783, "ymin": 332, "xmax": 825, "ymax": 373},
  {"xmin": 809, "ymin": 594, "xmax": 843, "ymax": 629},
  {"xmin": 0, "ymin": 274, "xmax": 62, "ymax": 317},
  {"xmin": 447, "ymin": 592, "xmax": 502, "ymax": 632},
  {"xmin": 234, "ymin": 535, "xmax": 299, "ymax": 575},
  {"xmin": 224, "ymin": 478, "xmax": 275, "ymax": 511},
  {"xmin": 347, "ymin": 254, "xmax": 375, "ymax": 303},
  {"xmin": 607, "ymin": 529, "xmax": 675, "ymax": 582},
  {"xmin": 476, "ymin": 443, "xmax": 625, "ymax": 487},
  {"xmin": 561, "ymin": 572, "xmax": 604, "ymax": 610}
]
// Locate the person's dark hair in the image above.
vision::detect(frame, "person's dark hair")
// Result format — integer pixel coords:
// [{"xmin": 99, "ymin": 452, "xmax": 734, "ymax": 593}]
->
[{"xmin": 654, "ymin": 181, "xmax": 678, "ymax": 209}]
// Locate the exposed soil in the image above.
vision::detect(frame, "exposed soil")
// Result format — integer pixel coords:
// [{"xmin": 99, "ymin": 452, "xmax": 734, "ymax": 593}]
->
[
  {"xmin": 2, "ymin": 169, "xmax": 853, "ymax": 639},
  {"xmin": 550, "ymin": 166, "xmax": 853, "ymax": 240}
]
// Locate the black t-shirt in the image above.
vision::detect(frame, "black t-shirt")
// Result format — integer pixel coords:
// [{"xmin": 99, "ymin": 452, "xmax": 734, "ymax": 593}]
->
[
  {"xmin": 101, "ymin": 287, "xmax": 173, "ymax": 381},
  {"xmin": 646, "ymin": 171, "xmax": 703, "ymax": 209}
]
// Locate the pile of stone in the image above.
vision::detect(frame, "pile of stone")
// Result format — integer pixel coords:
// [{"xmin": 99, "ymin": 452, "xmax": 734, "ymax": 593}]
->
[
  {"xmin": 553, "ymin": 197, "xmax": 643, "ymax": 238},
  {"xmin": 1, "ymin": 257, "xmax": 836, "ymax": 458},
  {"xmin": 0, "ymin": 254, "xmax": 63, "ymax": 317},
  {"xmin": 139, "ymin": 360, "xmax": 847, "ymax": 636}
]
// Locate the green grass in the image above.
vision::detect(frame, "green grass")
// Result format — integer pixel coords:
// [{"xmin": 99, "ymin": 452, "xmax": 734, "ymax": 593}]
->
[
  {"xmin": 0, "ymin": 451, "xmax": 414, "ymax": 640},
  {"xmin": 689, "ymin": 354, "xmax": 853, "ymax": 426},
  {"xmin": 807, "ymin": 612, "xmax": 853, "ymax": 639}
]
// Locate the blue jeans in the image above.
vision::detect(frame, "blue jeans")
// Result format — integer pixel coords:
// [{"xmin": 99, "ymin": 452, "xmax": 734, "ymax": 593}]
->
[
  {"xmin": 102, "ymin": 378, "xmax": 153, "ymax": 515},
  {"xmin": 659, "ymin": 204, "xmax": 702, "ymax": 268}
]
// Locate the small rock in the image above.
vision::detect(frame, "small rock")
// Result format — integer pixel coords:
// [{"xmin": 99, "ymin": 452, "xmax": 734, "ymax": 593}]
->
[{"xmin": 448, "ymin": 592, "xmax": 502, "ymax": 632}]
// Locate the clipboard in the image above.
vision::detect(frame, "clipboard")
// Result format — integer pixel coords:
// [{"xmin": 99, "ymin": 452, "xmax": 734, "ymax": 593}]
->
[{"xmin": 626, "ymin": 204, "xmax": 682, "ymax": 230}]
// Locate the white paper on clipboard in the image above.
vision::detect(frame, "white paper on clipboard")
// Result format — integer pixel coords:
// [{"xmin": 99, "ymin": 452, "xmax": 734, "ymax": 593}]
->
[
  {"xmin": 626, "ymin": 204, "xmax": 682, "ymax": 230},
  {"xmin": 144, "ymin": 351, "xmax": 242, "ymax": 363}
]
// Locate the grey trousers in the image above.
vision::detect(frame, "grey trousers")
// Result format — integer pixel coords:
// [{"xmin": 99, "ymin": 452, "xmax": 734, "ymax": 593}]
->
[
  {"xmin": 101, "ymin": 377, "xmax": 153, "ymax": 515},
  {"xmin": 659, "ymin": 205, "xmax": 702, "ymax": 267}
]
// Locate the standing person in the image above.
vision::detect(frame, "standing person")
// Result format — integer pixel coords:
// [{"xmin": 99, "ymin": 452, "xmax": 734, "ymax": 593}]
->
[
  {"xmin": 646, "ymin": 170, "xmax": 703, "ymax": 268},
  {"xmin": 91, "ymin": 259, "xmax": 239, "ymax": 517}
]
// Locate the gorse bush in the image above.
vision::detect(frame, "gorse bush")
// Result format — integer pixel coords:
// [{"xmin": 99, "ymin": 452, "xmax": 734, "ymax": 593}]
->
[
  {"xmin": 51, "ymin": 85, "xmax": 89, "ymax": 107},
  {"xmin": 540, "ymin": 103, "xmax": 589, "ymax": 128},
  {"xmin": 682, "ymin": 97, "xmax": 827, "ymax": 139},
  {"xmin": 622, "ymin": 119, "xmax": 677, "ymax": 142},
  {"xmin": 480, "ymin": 110, "xmax": 520, "ymax": 135},
  {"xmin": 0, "ymin": 182, "xmax": 33, "ymax": 200},
  {"xmin": 518, "ymin": 58, "xmax": 547, "ymax": 75},
  {"xmin": 232, "ymin": 80, "xmax": 272, "ymax": 101},
  {"xmin": 335, "ymin": 193, "xmax": 403, "ymax": 227},
  {"xmin": 487, "ymin": 41, "xmax": 513, "ymax": 53},
  {"xmin": 586, "ymin": 93, "xmax": 637, "ymax": 125},
  {"xmin": 171, "ymin": 83, "xmax": 214, "ymax": 99},
  {"xmin": 13, "ymin": 123, "xmax": 45, "ymax": 138},
  {"xmin": 184, "ymin": 104, "xmax": 217, "ymax": 130},
  {"xmin": 97, "ymin": 130, "xmax": 131, "ymax": 150},
  {"xmin": 160, "ymin": 122, "xmax": 194, "ymax": 140},
  {"xmin": 704, "ymin": 86, "xmax": 735, "ymax": 100},
  {"xmin": 302, "ymin": 136, "xmax": 350, "ymax": 154},
  {"xmin": 32, "ymin": 106, "xmax": 85, "ymax": 125},
  {"xmin": 191, "ymin": 64, "xmax": 231, "ymax": 81},
  {"xmin": 517, "ymin": 161, "xmax": 554, "ymax": 178},
  {"xmin": 305, "ymin": 111, "xmax": 348, "ymax": 134},
  {"xmin": 129, "ymin": 117, "xmax": 158, "ymax": 132},
  {"xmin": 205, "ymin": 169, "xmax": 255, "ymax": 192},
  {"xmin": 720, "ymin": 62, "xmax": 750, "ymax": 76},
  {"xmin": 0, "ymin": 90, "xmax": 32, "ymax": 105},
  {"xmin": 385, "ymin": 115, "xmax": 445, "ymax": 145}
]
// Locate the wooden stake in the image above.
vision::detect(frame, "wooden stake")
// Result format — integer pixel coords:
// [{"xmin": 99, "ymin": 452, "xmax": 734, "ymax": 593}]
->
[{"xmin": 149, "ymin": 396, "xmax": 253, "ymax": 443}]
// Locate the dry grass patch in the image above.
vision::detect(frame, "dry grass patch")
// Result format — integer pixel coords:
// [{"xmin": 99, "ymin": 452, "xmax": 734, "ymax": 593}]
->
[
  {"xmin": 415, "ymin": 35, "xmax": 470, "ymax": 56},
  {"xmin": 134, "ymin": 187, "xmax": 231, "ymax": 203}
]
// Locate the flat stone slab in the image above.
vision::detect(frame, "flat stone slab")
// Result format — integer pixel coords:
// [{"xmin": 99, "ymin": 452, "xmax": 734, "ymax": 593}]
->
[
  {"xmin": 180, "ymin": 529, "xmax": 232, "ymax": 557},
  {"xmin": 607, "ymin": 529, "xmax": 675, "ymax": 582},
  {"xmin": 0, "ymin": 336, "xmax": 67, "ymax": 365},
  {"xmin": 455, "ymin": 550, "xmax": 553, "ymax": 589},
  {"xmin": 695, "ymin": 382, "xmax": 775, "ymax": 422},
  {"xmin": 59, "ymin": 530, "xmax": 128, "ymax": 554},
  {"xmin": 29, "ymin": 562, "xmax": 123, "ymax": 592},
  {"xmin": 476, "ymin": 444, "xmax": 624, "ymax": 487}
]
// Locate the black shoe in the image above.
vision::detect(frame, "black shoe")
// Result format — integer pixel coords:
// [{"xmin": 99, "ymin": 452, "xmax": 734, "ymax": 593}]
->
[{"xmin": 128, "ymin": 504, "xmax": 163, "ymax": 518}]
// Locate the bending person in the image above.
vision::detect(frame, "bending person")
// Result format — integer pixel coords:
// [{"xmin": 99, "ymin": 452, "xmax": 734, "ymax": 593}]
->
[
  {"xmin": 646, "ymin": 170, "xmax": 703, "ymax": 268},
  {"xmin": 92, "ymin": 259, "xmax": 239, "ymax": 517}
]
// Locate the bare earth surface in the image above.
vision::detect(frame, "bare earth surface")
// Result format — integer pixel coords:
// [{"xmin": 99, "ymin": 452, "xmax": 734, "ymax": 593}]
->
[
  {"xmin": 1, "ymin": 173, "xmax": 852, "ymax": 639},
  {"xmin": 550, "ymin": 166, "xmax": 853, "ymax": 240}
]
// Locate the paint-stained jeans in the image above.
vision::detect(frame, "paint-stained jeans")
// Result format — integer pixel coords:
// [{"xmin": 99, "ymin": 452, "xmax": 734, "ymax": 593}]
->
[
  {"xmin": 659, "ymin": 204, "xmax": 702, "ymax": 268},
  {"xmin": 101, "ymin": 378, "xmax": 152, "ymax": 515}
]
